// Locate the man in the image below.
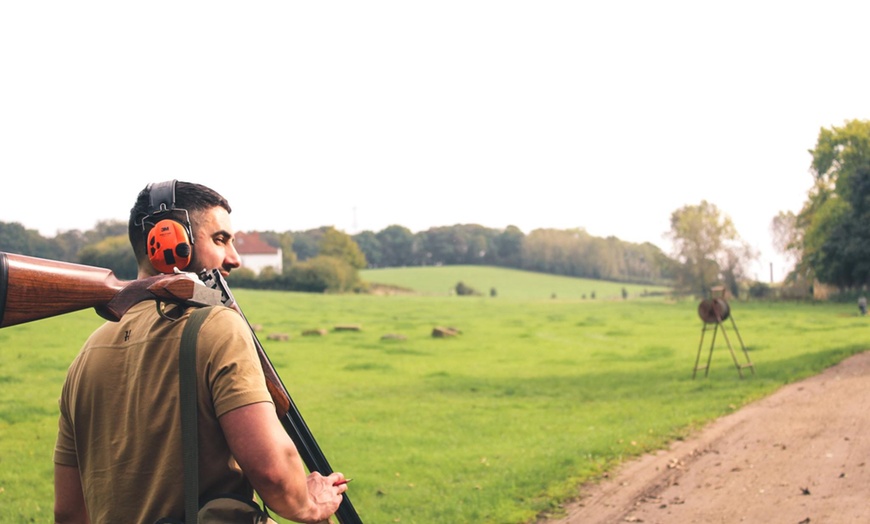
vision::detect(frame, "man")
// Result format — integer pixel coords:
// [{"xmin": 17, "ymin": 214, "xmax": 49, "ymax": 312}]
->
[{"xmin": 54, "ymin": 181, "xmax": 347, "ymax": 523}]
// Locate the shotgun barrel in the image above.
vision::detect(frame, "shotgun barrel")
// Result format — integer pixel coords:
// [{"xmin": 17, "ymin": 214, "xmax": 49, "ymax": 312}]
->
[{"xmin": 199, "ymin": 269, "xmax": 363, "ymax": 524}]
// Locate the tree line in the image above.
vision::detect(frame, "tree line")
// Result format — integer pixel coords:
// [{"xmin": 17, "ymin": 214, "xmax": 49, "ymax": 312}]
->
[
  {"xmin": 6, "ymin": 120, "xmax": 867, "ymax": 298},
  {"xmin": 236, "ymin": 224, "xmax": 677, "ymax": 291},
  {"xmin": 0, "ymin": 218, "xmax": 676, "ymax": 293},
  {"xmin": 347, "ymin": 224, "xmax": 672, "ymax": 285}
]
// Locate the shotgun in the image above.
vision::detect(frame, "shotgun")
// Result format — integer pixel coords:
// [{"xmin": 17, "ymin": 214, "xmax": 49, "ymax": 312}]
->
[{"xmin": 0, "ymin": 251, "xmax": 363, "ymax": 524}]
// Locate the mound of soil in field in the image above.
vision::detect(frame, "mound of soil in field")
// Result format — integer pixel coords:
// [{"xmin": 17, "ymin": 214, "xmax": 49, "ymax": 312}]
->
[
  {"xmin": 538, "ymin": 351, "xmax": 870, "ymax": 524},
  {"xmin": 365, "ymin": 282, "xmax": 416, "ymax": 295}
]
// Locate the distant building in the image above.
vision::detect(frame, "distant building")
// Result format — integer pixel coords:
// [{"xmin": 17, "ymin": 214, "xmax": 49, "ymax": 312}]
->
[{"xmin": 235, "ymin": 231, "xmax": 282, "ymax": 275}]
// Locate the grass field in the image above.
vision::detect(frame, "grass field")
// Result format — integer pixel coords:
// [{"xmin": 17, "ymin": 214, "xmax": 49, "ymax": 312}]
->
[
  {"xmin": 1, "ymin": 266, "xmax": 868, "ymax": 523},
  {"xmin": 360, "ymin": 265, "xmax": 669, "ymax": 299}
]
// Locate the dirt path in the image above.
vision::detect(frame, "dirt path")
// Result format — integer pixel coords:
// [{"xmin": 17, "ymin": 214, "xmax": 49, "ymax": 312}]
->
[{"xmin": 538, "ymin": 351, "xmax": 870, "ymax": 524}]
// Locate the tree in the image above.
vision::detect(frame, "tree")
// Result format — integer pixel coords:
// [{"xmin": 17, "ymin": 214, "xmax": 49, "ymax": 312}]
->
[
  {"xmin": 800, "ymin": 120, "xmax": 870, "ymax": 288},
  {"xmin": 291, "ymin": 228, "xmax": 328, "ymax": 261},
  {"xmin": 770, "ymin": 211, "xmax": 800, "ymax": 267},
  {"xmin": 520, "ymin": 228, "xmax": 586, "ymax": 276},
  {"xmin": 415, "ymin": 228, "xmax": 454, "ymax": 265},
  {"xmin": 319, "ymin": 227, "xmax": 366, "ymax": 269},
  {"xmin": 352, "ymin": 230, "xmax": 382, "ymax": 267},
  {"xmin": 376, "ymin": 225, "xmax": 415, "ymax": 266},
  {"xmin": 77, "ymin": 235, "xmax": 138, "ymax": 279},
  {"xmin": 0, "ymin": 221, "xmax": 62, "ymax": 259},
  {"xmin": 667, "ymin": 201, "xmax": 753, "ymax": 297},
  {"xmin": 53, "ymin": 229, "xmax": 89, "ymax": 262},
  {"xmin": 259, "ymin": 230, "xmax": 297, "ymax": 271},
  {"xmin": 0, "ymin": 221, "xmax": 36, "ymax": 255},
  {"xmin": 720, "ymin": 242, "xmax": 757, "ymax": 297},
  {"xmin": 493, "ymin": 225, "xmax": 524, "ymax": 267},
  {"xmin": 86, "ymin": 220, "xmax": 128, "ymax": 242}
]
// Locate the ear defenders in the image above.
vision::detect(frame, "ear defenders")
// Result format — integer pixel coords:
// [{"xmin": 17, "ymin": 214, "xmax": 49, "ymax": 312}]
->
[{"xmin": 143, "ymin": 180, "xmax": 194, "ymax": 274}]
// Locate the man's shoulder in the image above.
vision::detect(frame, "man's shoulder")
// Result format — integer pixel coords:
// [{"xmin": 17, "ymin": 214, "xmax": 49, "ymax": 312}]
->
[
  {"xmin": 194, "ymin": 304, "xmax": 244, "ymax": 323},
  {"xmin": 190, "ymin": 305, "xmax": 251, "ymax": 338}
]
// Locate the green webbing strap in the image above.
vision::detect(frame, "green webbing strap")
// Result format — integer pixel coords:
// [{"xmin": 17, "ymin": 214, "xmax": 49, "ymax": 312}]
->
[{"xmin": 179, "ymin": 306, "xmax": 214, "ymax": 524}]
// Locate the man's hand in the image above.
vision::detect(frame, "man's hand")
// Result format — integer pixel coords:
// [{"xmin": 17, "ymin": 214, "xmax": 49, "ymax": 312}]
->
[{"xmin": 304, "ymin": 471, "xmax": 347, "ymax": 523}]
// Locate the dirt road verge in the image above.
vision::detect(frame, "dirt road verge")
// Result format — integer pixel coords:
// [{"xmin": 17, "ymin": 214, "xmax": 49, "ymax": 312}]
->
[{"xmin": 539, "ymin": 351, "xmax": 870, "ymax": 524}]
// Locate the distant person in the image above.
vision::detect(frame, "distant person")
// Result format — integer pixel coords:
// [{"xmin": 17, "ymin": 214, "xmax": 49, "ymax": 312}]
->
[
  {"xmin": 54, "ymin": 180, "xmax": 347, "ymax": 523},
  {"xmin": 859, "ymin": 295, "xmax": 867, "ymax": 316}
]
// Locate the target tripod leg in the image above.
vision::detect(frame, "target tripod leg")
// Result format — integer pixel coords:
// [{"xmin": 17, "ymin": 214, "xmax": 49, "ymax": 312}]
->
[
  {"xmin": 729, "ymin": 315, "xmax": 755, "ymax": 375},
  {"xmin": 717, "ymin": 321, "xmax": 744, "ymax": 379},
  {"xmin": 704, "ymin": 323, "xmax": 719, "ymax": 377},
  {"xmin": 693, "ymin": 324, "xmax": 707, "ymax": 379}
]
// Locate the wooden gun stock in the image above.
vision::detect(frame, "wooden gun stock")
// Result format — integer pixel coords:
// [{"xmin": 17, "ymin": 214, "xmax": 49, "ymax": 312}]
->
[{"xmin": 0, "ymin": 252, "xmax": 221, "ymax": 328}]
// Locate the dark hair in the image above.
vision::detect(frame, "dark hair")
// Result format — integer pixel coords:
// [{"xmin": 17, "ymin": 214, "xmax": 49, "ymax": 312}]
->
[{"xmin": 128, "ymin": 181, "xmax": 232, "ymax": 266}]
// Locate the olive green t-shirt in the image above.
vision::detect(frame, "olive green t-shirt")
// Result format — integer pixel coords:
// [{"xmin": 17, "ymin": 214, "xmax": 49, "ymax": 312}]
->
[{"xmin": 55, "ymin": 302, "xmax": 273, "ymax": 524}]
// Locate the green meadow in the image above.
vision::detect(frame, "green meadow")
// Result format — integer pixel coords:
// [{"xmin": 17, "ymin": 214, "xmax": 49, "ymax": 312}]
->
[
  {"xmin": 1, "ymin": 266, "xmax": 868, "ymax": 523},
  {"xmin": 359, "ymin": 265, "xmax": 666, "ymax": 299}
]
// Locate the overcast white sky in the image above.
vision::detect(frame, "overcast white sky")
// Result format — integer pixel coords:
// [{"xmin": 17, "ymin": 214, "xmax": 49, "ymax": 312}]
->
[{"xmin": 2, "ymin": 1, "xmax": 868, "ymax": 283}]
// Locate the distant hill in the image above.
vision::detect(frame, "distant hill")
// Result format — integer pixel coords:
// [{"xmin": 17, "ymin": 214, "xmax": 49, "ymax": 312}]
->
[{"xmin": 360, "ymin": 265, "xmax": 671, "ymax": 300}]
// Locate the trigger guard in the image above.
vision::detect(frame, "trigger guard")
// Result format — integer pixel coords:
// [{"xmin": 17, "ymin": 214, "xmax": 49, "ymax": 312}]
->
[{"xmin": 155, "ymin": 300, "xmax": 175, "ymax": 321}]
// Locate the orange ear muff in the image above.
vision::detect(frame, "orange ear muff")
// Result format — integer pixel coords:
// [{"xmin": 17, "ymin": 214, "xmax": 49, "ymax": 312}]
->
[{"xmin": 147, "ymin": 218, "xmax": 193, "ymax": 273}]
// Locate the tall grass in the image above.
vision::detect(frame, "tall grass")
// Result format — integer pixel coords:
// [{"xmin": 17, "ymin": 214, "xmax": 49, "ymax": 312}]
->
[{"xmin": 1, "ymin": 268, "xmax": 867, "ymax": 523}]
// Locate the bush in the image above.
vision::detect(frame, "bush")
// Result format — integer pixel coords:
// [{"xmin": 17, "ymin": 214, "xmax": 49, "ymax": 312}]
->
[
  {"xmin": 285, "ymin": 255, "xmax": 360, "ymax": 293},
  {"xmin": 225, "ymin": 267, "xmax": 259, "ymax": 288},
  {"xmin": 455, "ymin": 281, "xmax": 480, "ymax": 296},
  {"xmin": 227, "ymin": 256, "xmax": 362, "ymax": 293},
  {"xmin": 748, "ymin": 282, "xmax": 773, "ymax": 299}
]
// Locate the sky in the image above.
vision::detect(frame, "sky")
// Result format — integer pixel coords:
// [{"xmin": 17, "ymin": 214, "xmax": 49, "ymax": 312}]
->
[{"xmin": 2, "ymin": 2, "xmax": 869, "ymax": 283}]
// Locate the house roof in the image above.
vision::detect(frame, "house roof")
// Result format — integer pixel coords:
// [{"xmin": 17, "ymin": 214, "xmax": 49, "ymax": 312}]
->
[{"xmin": 235, "ymin": 231, "xmax": 280, "ymax": 255}]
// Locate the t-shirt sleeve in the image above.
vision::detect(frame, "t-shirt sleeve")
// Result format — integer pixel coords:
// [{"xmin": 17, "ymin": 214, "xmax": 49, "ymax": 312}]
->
[
  {"xmin": 198, "ymin": 307, "xmax": 274, "ymax": 418},
  {"xmin": 54, "ymin": 383, "xmax": 79, "ymax": 466}
]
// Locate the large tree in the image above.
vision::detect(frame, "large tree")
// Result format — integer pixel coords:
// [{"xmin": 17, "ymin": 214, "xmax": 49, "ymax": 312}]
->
[
  {"xmin": 493, "ymin": 225, "xmax": 524, "ymax": 268},
  {"xmin": 352, "ymin": 230, "xmax": 382, "ymax": 267},
  {"xmin": 667, "ymin": 200, "xmax": 753, "ymax": 297},
  {"xmin": 375, "ymin": 225, "xmax": 415, "ymax": 267},
  {"xmin": 800, "ymin": 120, "xmax": 870, "ymax": 288}
]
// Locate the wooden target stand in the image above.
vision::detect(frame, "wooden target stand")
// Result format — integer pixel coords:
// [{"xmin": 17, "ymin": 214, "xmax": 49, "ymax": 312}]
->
[{"xmin": 693, "ymin": 291, "xmax": 755, "ymax": 379}]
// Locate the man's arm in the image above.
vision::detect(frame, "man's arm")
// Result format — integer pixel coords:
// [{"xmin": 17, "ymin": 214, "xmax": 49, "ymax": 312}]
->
[
  {"xmin": 54, "ymin": 464, "xmax": 90, "ymax": 524},
  {"xmin": 220, "ymin": 401, "xmax": 347, "ymax": 524}
]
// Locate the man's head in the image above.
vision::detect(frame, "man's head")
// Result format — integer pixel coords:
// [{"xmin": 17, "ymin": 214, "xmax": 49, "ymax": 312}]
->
[{"xmin": 129, "ymin": 181, "xmax": 241, "ymax": 277}]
